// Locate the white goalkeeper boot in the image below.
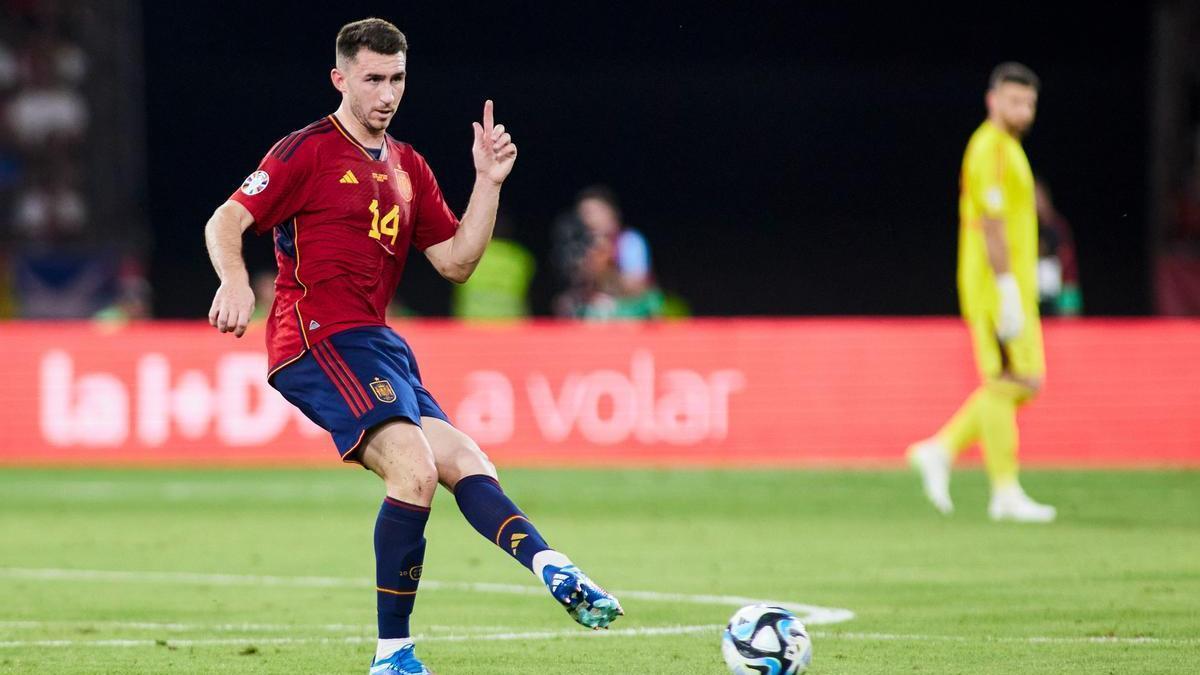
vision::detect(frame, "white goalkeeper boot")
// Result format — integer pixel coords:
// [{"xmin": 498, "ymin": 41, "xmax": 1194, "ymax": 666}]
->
[
  {"xmin": 988, "ymin": 483, "xmax": 1056, "ymax": 523},
  {"xmin": 907, "ymin": 439, "xmax": 953, "ymax": 515}
]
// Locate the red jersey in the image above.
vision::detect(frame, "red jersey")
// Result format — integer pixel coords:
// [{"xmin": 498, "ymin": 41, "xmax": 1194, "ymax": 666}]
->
[{"xmin": 229, "ymin": 114, "xmax": 459, "ymax": 375}]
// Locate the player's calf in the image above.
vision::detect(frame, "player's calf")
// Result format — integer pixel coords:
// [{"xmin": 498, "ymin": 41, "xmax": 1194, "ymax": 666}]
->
[
  {"xmin": 359, "ymin": 423, "xmax": 440, "ymax": 669},
  {"xmin": 424, "ymin": 418, "xmax": 623, "ymax": 628},
  {"xmin": 451, "ymin": 472, "xmax": 624, "ymax": 628}
]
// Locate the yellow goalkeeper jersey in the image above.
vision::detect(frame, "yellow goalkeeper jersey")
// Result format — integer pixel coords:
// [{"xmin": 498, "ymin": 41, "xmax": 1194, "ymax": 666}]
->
[{"xmin": 957, "ymin": 120, "xmax": 1038, "ymax": 318}]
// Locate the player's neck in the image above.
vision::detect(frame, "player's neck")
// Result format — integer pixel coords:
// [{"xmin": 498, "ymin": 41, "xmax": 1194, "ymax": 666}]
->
[
  {"xmin": 985, "ymin": 116, "xmax": 1019, "ymax": 140},
  {"xmin": 333, "ymin": 106, "xmax": 386, "ymax": 150}
]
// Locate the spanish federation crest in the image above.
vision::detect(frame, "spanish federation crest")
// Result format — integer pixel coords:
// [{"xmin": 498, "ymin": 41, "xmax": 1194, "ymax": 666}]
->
[
  {"xmin": 370, "ymin": 377, "xmax": 397, "ymax": 403},
  {"xmin": 394, "ymin": 168, "xmax": 413, "ymax": 202}
]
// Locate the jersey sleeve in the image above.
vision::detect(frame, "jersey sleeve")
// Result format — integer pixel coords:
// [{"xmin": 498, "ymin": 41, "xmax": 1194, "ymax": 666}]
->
[
  {"xmin": 966, "ymin": 139, "xmax": 1007, "ymax": 220},
  {"xmin": 228, "ymin": 137, "xmax": 315, "ymax": 235},
  {"xmin": 409, "ymin": 151, "xmax": 460, "ymax": 251}
]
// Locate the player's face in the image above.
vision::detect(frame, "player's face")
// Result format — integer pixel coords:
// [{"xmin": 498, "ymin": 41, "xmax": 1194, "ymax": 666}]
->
[
  {"xmin": 341, "ymin": 49, "xmax": 407, "ymax": 134},
  {"xmin": 578, "ymin": 198, "xmax": 620, "ymax": 239},
  {"xmin": 987, "ymin": 82, "xmax": 1038, "ymax": 137}
]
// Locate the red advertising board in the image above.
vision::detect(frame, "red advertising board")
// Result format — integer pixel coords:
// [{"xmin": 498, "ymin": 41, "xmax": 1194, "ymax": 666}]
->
[{"xmin": 1, "ymin": 319, "xmax": 1197, "ymax": 466}]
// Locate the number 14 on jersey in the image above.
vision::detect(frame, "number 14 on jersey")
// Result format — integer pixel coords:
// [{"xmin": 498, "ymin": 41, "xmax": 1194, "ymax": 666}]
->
[{"xmin": 368, "ymin": 199, "xmax": 401, "ymax": 247}]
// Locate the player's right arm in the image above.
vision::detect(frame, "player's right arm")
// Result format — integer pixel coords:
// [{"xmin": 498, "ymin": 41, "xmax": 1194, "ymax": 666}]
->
[
  {"xmin": 205, "ymin": 200, "xmax": 256, "ymax": 337},
  {"xmin": 970, "ymin": 142, "xmax": 1023, "ymax": 341},
  {"xmin": 208, "ymin": 134, "xmax": 312, "ymax": 337}
]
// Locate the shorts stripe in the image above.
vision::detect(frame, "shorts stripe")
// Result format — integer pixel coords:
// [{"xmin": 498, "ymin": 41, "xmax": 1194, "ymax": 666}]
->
[
  {"xmin": 310, "ymin": 345, "xmax": 367, "ymax": 418},
  {"xmin": 318, "ymin": 342, "xmax": 375, "ymax": 414}
]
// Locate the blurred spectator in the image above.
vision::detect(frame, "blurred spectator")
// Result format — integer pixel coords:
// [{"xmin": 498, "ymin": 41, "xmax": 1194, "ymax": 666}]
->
[
  {"xmin": 13, "ymin": 249, "xmax": 117, "ymax": 318},
  {"xmin": 1035, "ymin": 179, "xmax": 1082, "ymax": 316},
  {"xmin": 576, "ymin": 186, "xmax": 653, "ymax": 293},
  {"xmin": 0, "ymin": 253, "xmax": 15, "ymax": 318},
  {"xmin": 549, "ymin": 209, "xmax": 593, "ymax": 316},
  {"xmin": 6, "ymin": 74, "xmax": 87, "ymax": 147},
  {"xmin": 14, "ymin": 175, "xmax": 86, "ymax": 239},
  {"xmin": 452, "ymin": 212, "xmax": 534, "ymax": 320},
  {"xmin": 1156, "ymin": 160, "xmax": 1200, "ymax": 315},
  {"xmin": 94, "ymin": 257, "xmax": 151, "ymax": 322},
  {"xmin": 0, "ymin": 1, "xmax": 141, "ymax": 318},
  {"xmin": 553, "ymin": 185, "xmax": 664, "ymax": 320}
]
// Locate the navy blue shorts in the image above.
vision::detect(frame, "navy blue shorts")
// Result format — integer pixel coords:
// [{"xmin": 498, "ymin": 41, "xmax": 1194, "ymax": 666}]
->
[{"xmin": 271, "ymin": 326, "xmax": 449, "ymax": 463}]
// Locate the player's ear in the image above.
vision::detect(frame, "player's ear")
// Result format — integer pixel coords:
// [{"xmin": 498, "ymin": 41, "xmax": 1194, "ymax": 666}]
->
[{"xmin": 331, "ymin": 67, "xmax": 347, "ymax": 93}]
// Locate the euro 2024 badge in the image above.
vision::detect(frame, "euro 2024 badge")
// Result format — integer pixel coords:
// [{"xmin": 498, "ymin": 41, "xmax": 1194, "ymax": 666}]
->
[{"xmin": 240, "ymin": 170, "xmax": 269, "ymax": 195}]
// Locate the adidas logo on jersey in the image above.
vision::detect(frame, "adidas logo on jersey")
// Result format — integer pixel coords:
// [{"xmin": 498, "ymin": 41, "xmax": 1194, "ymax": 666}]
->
[
  {"xmin": 308, "ymin": 320, "xmax": 321, "ymax": 330},
  {"xmin": 339, "ymin": 170, "xmax": 359, "ymax": 184}
]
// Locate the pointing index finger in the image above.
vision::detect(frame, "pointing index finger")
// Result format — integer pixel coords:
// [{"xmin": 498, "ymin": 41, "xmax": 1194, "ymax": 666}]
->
[{"xmin": 483, "ymin": 99, "xmax": 494, "ymax": 134}]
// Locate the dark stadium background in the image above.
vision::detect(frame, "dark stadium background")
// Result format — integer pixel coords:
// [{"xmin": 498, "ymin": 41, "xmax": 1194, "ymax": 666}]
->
[{"xmin": 143, "ymin": 3, "xmax": 1149, "ymax": 318}]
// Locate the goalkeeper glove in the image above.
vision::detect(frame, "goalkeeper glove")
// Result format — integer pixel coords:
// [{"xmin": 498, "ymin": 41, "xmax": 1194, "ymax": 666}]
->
[{"xmin": 996, "ymin": 273, "xmax": 1024, "ymax": 342}]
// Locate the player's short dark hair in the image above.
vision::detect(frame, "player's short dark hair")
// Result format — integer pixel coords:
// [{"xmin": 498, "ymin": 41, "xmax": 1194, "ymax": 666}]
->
[
  {"xmin": 989, "ymin": 62, "xmax": 1040, "ymax": 92},
  {"xmin": 576, "ymin": 184, "xmax": 621, "ymax": 214},
  {"xmin": 336, "ymin": 18, "xmax": 407, "ymax": 63}
]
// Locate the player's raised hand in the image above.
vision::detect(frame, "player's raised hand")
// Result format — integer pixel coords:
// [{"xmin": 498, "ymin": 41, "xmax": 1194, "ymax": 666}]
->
[
  {"xmin": 208, "ymin": 281, "xmax": 255, "ymax": 338},
  {"xmin": 472, "ymin": 99, "xmax": 517, "ymax": 185}
]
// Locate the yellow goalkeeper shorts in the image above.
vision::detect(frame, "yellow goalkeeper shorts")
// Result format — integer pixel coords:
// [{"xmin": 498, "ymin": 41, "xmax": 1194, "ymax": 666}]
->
[{"xmin": 966, "ymin": 311, "xmax": 1045, "ymax": 381}]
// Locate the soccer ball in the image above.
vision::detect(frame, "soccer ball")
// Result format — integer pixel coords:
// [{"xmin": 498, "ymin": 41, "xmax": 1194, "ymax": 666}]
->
[{"xmin": 721, "ymin": 604, "xmax": 812, "ymax": 675}]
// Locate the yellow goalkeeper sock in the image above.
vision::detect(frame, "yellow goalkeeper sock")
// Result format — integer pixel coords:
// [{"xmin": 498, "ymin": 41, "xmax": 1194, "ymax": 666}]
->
[
  {"xmin": 976, "ymin": 380, "xmax": 1029, "ymax": 490},
  {"xmin": 934, "ymin": 387, "xmax": 986, "ymax": 457}
]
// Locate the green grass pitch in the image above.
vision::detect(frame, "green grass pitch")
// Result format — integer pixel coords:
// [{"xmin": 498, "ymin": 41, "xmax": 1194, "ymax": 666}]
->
[{"xmin": 1, "ymin": 467, "xmax": 1197, "ymax": 674}]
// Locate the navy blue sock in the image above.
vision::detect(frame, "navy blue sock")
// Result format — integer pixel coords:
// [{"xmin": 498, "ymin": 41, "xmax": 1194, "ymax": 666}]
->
[
  {"xmin": 375, "ymin": 496, "xmax": 429, "ymax": 639},
  {"xmin": 454, "ymin": 474, "xmax": 551, "ymax": 571}
]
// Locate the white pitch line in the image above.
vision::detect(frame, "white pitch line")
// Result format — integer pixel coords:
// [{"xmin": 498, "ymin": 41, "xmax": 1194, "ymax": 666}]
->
[
  {"xmin": 0, "ymin": 567, "xmax": 855, "ymax": 626},
  {"xmin": 809, "ymin": 631, "xmax": 1200, "ymax": 647},
  {"xmin": 806, "ymin": 629, "xmax": 1200, "ymax": 643}
]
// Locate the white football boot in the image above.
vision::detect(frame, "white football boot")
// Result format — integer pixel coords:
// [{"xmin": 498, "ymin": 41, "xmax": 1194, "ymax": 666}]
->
[
  {"xmin": 988, "ymin": 484, "xmax": 1056, "ymax": 523},
  {"xmin": 907, "ymin": 439, "xmax": 954, "ymax": 515}
]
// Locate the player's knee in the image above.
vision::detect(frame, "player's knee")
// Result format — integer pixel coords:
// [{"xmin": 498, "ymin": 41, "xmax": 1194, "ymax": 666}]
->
[
  {"xmin": 999, "ymin": 375, "xmax": 1041, "ymax": 405},
  {"xmin": 382, "ymin": 450, "xmax": 438, "ymax": 500},
  {"xmin": 367, "ymin": 425, "xmax": 439, "ymax": 499},
  {"xmin": 438, "ymin": 437, "xmax": 497, "ymax": 489}
]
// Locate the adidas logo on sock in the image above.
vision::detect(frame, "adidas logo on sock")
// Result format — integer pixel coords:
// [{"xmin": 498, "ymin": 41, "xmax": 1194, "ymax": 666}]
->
[{"xmin": 509, "ymin": 533, "xmax": 527, "ymax": 555}]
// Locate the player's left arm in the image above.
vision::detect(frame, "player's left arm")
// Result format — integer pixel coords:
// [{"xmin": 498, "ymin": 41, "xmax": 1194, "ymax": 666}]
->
[
  {"xmin": 970, "ymin": 143, "xmax": 1024, "ymax": 341},
  {"xmin": 424, "ymin": 99, "xmax": 516, "ymax": 283}
]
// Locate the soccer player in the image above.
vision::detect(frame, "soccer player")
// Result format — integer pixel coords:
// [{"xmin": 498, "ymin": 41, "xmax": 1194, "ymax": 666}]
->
[
  {"xmin": 907, "ymin": 62, "xmax": 1057, "ymax": 523},
  {"xmin": 203, "ymin": 18, "xmax": 622, "ymax": 674}
]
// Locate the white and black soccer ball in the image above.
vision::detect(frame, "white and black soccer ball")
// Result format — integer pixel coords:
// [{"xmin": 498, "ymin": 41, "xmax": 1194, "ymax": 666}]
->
[{"xmin": 721, "ymin": 604, "xmax": 812, "ymax": 675}]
